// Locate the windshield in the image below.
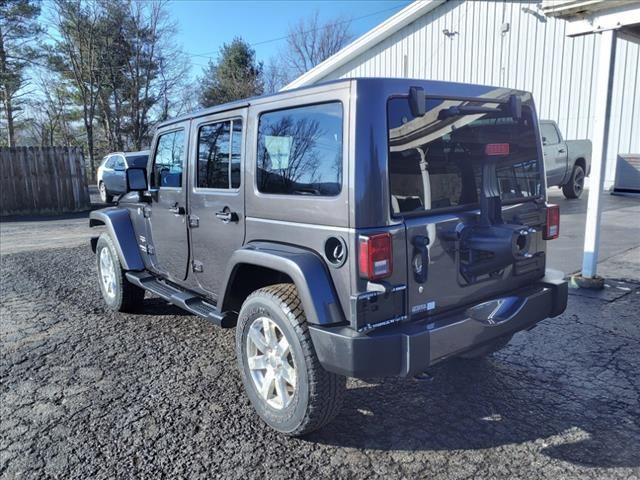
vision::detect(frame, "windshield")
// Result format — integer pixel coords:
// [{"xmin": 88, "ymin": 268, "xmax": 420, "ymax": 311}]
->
[
  {"xmin": 126, "ymin": 155, "xmax": 149, "ymax": 168},
  {"xmin": 387, "ymin": 96, "xmax": 542, "ymax": 216}
]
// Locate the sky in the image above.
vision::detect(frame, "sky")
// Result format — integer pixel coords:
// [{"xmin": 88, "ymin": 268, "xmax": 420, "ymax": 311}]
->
[{"xmin": 166, "ymin": 0, "xmax": 412, "ymax": 80}]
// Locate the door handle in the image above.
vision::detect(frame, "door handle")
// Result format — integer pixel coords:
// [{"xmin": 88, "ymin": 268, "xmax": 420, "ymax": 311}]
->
[
  {"xmin": 169, "ymin": 203, "xmax": 185, "ymax": 215},
  {"xmin": 558, "ymin": 149, "xmax": 566, "ymax": 153},
  {"xmin": 215, "ymin": 209, "xmax": 239, "ymax": 223}
]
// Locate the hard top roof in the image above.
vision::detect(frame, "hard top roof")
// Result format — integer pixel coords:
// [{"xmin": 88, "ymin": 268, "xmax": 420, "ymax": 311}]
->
[{"xmin": 156, "ymin": 77, "xmax": 531, "ymax": 129}]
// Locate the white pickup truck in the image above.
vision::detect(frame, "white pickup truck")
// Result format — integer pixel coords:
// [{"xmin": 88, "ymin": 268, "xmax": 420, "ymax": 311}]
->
[{"xmin": 540, "ymin": 120, "xmax": 592, "ymax": 199}]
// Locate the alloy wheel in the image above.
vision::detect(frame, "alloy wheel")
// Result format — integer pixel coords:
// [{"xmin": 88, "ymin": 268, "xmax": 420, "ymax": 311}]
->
[
  {"xmin": 99, "ymin": 247, "xmax": 116, "ymax": 299},
  {"xmin": 246, "ymin": 316, "xmax": 297, "ymax": 410}
]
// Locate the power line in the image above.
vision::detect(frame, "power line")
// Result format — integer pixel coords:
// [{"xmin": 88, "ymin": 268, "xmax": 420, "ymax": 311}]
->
[{"xmin": 186, "ymin": 3, "xmax": 408, "ymax": 59}]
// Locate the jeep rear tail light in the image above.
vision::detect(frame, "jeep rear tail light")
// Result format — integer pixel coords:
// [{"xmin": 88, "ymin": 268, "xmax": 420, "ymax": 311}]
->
[
  {"xmin": 544, "ymin": 204, "xmax": 560, "ymax": 240},
  {"xmin": 359, "ymin": 233, "xmax": 393, "ymax": 280}
]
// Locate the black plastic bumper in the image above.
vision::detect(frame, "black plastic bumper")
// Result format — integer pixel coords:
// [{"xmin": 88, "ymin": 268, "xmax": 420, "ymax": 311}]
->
[{"xmin": 309, "ymin": 270, "xmax": 568, "ymax": 378}]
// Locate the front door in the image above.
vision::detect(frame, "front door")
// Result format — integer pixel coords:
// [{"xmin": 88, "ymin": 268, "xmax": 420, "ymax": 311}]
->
[
  {"xmin": 147, "ymin": 124, "xmax": 190, "ymax": 282},
  {"xmin": 188, "ymin": 110, "xmax": 246, "ymax": 299},
  {"xmin": 541, "ymin": 123, "xmax": 567, "ymax": 186}
]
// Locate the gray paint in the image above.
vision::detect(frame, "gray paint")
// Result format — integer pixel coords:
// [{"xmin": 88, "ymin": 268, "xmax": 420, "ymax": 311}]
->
[{"xmin": 90, "ymin": 77, "xmax": 565, "ymax": 374}]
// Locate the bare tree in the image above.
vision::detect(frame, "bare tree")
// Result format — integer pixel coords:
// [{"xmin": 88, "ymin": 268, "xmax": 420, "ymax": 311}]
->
[
  {"xmin": 283, "ymin": 12, "xmax": 353, "ymax": 78},
  {"xmin": 49, "ymin": 0, "xmax": 105, "ymax": 176},
  {"xmin": 263, "ymin": 56, "xmax": 290, "ymax": 94}
]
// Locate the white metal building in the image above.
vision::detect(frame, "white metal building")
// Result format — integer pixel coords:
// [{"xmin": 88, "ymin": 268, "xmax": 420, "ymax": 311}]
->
[{"xmin": 285, "ymin": 0, "xmax": 640, "ymax": 189}]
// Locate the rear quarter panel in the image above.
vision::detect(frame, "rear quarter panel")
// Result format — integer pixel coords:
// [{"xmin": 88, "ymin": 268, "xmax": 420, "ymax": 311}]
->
[{"xmin": 243, "ymin": 82, "xmax": 355, "ymax": 317}]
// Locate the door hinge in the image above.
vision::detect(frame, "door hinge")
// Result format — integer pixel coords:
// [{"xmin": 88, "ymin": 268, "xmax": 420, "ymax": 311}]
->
[
  {"xmin": 189, "ymin": 215, "xmax": 200, "ymax": 228},
  {"xmin": 192, "ymin": 260, "xmax": 204, "ymax": 273},
  {"xmin": 146, "ymin": 244, "xmax": 155, "ymax": 255}
]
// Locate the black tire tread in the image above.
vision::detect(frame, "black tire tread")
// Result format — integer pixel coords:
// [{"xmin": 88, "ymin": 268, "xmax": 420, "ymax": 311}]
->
[
  {"xmin": 246, "ymin": 283, "xmax": 345, "ymax": 436},
  {"xmin": 562, "ymin": 165, "xmax": 585, "ymax": 199}
]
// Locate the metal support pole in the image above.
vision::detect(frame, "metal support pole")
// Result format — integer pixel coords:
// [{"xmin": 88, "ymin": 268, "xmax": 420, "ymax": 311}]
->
[{"xmin": 580, "ymin": 29, "xmax": 617, "ymax": 280}]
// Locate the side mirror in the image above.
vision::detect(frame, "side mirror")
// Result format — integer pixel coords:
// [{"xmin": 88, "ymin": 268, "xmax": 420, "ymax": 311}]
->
[
  {"xmin": 409, "ymin": 86, "xmax": 426, "ymax": 117},
  {"xmin": 126, "ymin": 168, "xmax": 147, "ymax": 192}
]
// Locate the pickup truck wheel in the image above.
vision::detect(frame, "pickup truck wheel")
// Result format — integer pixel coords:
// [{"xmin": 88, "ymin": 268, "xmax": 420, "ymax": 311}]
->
[
  {"xmin": 458, "ymin": 334, "xmax": 513, "ymax": 359},
  {"xmin": 99, "ymin": 182, "xmax": 113, "ymax": 203},
  {"xmin": 562, "ymin": 165, "xmax": 585, "ymax": 199},
  {"xmin": 96, "ymin": 234, "xmax": 145, "ymax": 312},
  {"xmin": 236, "ymin": 283, "xmax": 345, "ymax": 436}
]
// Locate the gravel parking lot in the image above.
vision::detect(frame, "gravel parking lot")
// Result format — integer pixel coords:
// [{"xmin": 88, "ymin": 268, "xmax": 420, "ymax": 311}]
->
[{"xmin": 1, "ymin": 242, "xmax": 639, "ymax": 479}]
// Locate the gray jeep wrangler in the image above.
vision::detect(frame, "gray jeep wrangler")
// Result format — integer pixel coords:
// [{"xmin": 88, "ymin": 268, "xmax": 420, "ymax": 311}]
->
[{"xmin": 90, "ymin": 78, "xmax": 568, "ymax": 436}]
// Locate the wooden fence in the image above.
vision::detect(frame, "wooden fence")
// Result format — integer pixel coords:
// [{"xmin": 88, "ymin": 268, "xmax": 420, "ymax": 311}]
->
[{"xmin": 0, "ymin": 147, "xmax": 91, "ymax": 216}]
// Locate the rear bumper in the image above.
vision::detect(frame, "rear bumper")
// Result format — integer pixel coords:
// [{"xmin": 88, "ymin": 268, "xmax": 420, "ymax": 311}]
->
[{"xmin": 309, "ymin": 270, "xmax": 568, "ymax": 378}]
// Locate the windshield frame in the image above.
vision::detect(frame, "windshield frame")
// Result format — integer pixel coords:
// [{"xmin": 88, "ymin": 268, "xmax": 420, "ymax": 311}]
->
[{"xmin": 386, "ymin": 93, "xmax": 546, "ymax": 220}]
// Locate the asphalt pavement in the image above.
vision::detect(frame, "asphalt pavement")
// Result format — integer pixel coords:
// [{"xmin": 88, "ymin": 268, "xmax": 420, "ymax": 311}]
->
[{"xmin": 1, "ymin": 244, "xmax": 639, "ymax": 479}]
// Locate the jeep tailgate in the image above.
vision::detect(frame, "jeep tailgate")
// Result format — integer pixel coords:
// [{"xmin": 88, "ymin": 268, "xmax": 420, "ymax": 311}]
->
[{"xmin": 387, "ymin": 91, "xmax": 548, "ymax": 321}]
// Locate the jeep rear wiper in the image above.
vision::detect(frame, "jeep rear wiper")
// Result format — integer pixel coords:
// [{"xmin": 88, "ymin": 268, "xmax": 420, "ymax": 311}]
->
[{"xmin": 438, "ymin": 105, "xmax": 498, "ymax": 120}]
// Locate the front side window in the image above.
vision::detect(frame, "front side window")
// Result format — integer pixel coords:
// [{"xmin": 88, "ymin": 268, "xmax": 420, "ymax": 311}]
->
[
  {"xmin": 257, "ymin": 102, "xmax": 343, "ymax": 196},
  {"xmin": 387, "ymin": 96, "xmax": 541, "ymax": 215},
  {"xmin": 152, "ymin": 129, "xmax": 185, "ymax": 188},
  {"xmin": 541, "ymin": 123, "xmax": 560, "ymax": 145},
  {"xmin": 113, "ymin": 155, "xmax": 125, "ymax": 171},
  {"xmin": 197, "ymin": 119, "xmax": 242, "ymax": 189}
]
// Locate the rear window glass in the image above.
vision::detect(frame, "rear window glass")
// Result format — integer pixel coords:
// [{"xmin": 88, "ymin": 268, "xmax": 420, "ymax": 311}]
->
[
  {"xmin": 257, "ymin": 102, "xmax": 343, "ymax": 196},
  {"xmin": 387, "ymin": 96, "xmax": 541, "ymax": 216},
  {"xmin": 197, "ymin": 119, "xmax": 242, "ymax": 189}
]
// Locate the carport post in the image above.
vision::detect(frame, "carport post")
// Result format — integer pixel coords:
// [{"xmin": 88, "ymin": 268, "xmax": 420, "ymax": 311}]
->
[{"xmin": 580, "ymin": 29, "xmax": 617, "ymax": 280}]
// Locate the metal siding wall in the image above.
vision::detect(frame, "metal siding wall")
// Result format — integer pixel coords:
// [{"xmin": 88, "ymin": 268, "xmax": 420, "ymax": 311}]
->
[
  {"xmin": 607, "ymin": 34, "xmax": 640, "ymax": 185},
  {"xmin": 320, "ymin": 0, "xmax": 639, "ymax": 186}
]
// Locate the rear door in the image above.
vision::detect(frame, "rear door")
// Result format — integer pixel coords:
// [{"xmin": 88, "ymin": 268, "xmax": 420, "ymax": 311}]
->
[
  {"xmin": 187, "ymin": 109, "xmax": 247, "ymax": 298},
  {"xmin": 146, "ymin": 123, "xmax": 190, "ymax": 282},
  {"xmin": 387, "ymin": 94, "xmax": 546, "ymax": 320}
]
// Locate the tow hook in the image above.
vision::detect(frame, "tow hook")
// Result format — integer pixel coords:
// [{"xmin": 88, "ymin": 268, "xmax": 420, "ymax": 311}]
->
[{"xmin": 413, "ymin": 371, "xmax": 434, "ymax": 382}]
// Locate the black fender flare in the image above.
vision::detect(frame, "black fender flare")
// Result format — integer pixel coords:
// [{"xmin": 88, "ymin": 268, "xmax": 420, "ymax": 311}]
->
[
  {"xmin": 89, "ymin": 208, "xmax": 144, "ymax": 271},
  {"xmin": 220, "ymin": 242, "xmax": 346, "ymax": 326}
]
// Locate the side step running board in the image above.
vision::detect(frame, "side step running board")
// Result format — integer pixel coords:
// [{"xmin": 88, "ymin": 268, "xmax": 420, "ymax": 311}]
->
[{"xmin": 125, "ymin": 271, "xmax": 236, "ymax": 328}]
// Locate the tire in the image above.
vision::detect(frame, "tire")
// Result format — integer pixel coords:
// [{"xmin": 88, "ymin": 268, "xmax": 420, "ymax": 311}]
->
[
  {"xmin": 236, "ymin": 283, "xmax": 345, "ymax": 436},
  {"xmin": 459, "ymin": 334, "xmax": 513, "ymax": 359},
  {"xmin": 99, "ymin": 182, "xmax": 113, "ymax": 203},
  {"xmin": 96, "ymin": 233, "xmax": 145, "ymax": 312},
  {"xmin": 562, "ymin": 164, "xmax": 585, "ymax": 199}
]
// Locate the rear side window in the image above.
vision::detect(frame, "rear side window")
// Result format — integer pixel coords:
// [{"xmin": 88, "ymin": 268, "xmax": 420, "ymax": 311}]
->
[
  {"xmin": 197, "ymin": 119, "xmax": 242, "ymax": 189},
  {"xmin": 257, "ymin": 102, "xmax": 343, "ymax": 196},
  {"xmin": 387, "ymin": 96, "xmax": 541, "ymax": 215},
  {"xmin": 151, "ymin": 129, "xmax": 185, "ymax": 188}
]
